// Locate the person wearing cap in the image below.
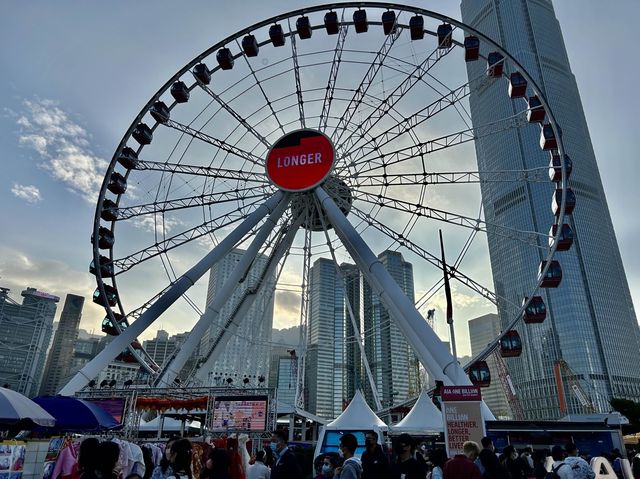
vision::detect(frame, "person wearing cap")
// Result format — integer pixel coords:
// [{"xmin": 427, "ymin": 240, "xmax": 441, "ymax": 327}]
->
[
  {"xmin": 564, "ymin": 443, "xmax": 594, "ymax": 479},
  {"xmin": 550, "ymin": 445, "xmax": 575, "ymax": 479},
  {"xmin": 391, "ymin": 434, "xmax": 424, "ymax": 479}
]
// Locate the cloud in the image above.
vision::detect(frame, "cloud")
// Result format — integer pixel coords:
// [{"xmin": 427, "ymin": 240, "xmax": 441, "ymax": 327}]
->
[
  {"xmin": 15, "ymin": 98, "xmax": 108, "ymax": 203},
  {"xmin": 11, "ymin": 183, "xmax": 42, "ymax": 203}
]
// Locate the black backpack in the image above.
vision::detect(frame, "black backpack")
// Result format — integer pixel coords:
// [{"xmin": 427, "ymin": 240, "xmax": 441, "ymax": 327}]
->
[{"xmin": 545, "ymin": 462, "xmax": 565, "ymax": 479}]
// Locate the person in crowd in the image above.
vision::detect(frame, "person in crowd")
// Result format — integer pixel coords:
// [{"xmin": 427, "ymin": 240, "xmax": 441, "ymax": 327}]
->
[
  {"xmin": 315, "ymin": 455, "xmax": 338, "ymax": 479},
  {"xmin": 269, "ymin": 430, "xmax": 301, "ymax": 479},
  {"xmin": 334, "ymin": 433, "xmax": 362, "ymax": 479},
  {"xmin": 141, "ymin": 447, "xmax": 154, "ymax": 479},
  {"xmin": 427, "ymin": 448, "xmax": 448, "ymax": 479},
  {"xmin": 632, "ymin": 450, "xmax": 640, "ymax": 479},
  {"xmin": 478, "ymin": 438, "xmax": 509, "ymax": 479},
  {"xmin": 563, "ymin": 443, "xmax": 594, "ymax": 479},
  {"xmin": 247, "ymin": 450, "xmax": 270, "ymax": 479},
  {"xmin": 84, "ymin": 441, "xmax": 120, "ymax": 479},
  {"xmin": 532, "ymin": 450, "xmax": 549, "ymax": 479},
  {"xmin": 391, "ymin": 433, "xmax": 424, "ymax": 479},
  {"xmin": 610, "ymin": 449, "xmax": 623, "ymax": 479},
  {"xmin": 550, "ymin": 445, "xmax": 574, "ymax": 479},
  {"xmin": 152, "ymin": 437, "xmax": 179, "ymax": 479},
  {"xmin": 360, "ymin": 431, "xmax": 391, "ymax": 479},
  {"xmin": 74, "ymin": 438, "xmax": 100, "ymax": 479},
  {"xmin": 168, "ymin": 439, "xmax": 193, "ymax": 479},
  {"xmin": 200, "ymin": 448, "xmax": 230, "ymax": 479},
  {"xmin": 521, "ymin": 447, "xmax": 534, "ymax": 470},
  {"xmin": 443, "ymin": 441, "xmax": 481, "ymax": 479},
  {"xmin": 501, "ymin": 445, "xmax": 532, "ymax": 479}
]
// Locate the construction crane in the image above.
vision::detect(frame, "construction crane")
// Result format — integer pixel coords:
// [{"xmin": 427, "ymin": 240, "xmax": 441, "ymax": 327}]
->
[
  {"xmin": 553, "ymin": 359, "xmax": 596, "ymax": 414},
  {"xmin": 493, "ymin": 351, "xmax": 526, "ymax": 420}
]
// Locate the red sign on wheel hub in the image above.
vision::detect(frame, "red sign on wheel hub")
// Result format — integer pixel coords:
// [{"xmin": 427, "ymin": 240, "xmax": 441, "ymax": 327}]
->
[{"xmin": 266, "ymin": 129, "xmax": 335, "ymax": 191}]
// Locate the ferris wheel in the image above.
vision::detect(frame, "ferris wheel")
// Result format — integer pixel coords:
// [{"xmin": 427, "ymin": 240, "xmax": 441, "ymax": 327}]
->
[{"xmin": 61, "ymin": 2, "xmax": 572, "ymax": 409}]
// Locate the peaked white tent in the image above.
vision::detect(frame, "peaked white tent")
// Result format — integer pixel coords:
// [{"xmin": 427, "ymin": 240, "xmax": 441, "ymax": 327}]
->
[
  {"xmin": 391, "ymin": 390, "xmax": 443, "ymax": 433},
  {"xmin": 326, "ymin": 390, "xmax": 387, "ymax": 430}
]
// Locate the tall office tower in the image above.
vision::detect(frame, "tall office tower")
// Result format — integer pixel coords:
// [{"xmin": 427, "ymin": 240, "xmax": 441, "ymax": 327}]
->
[
  {"xmin": 68, "ymin": 330, "xmax": 104, "ymax": 380},
  {"xmin": 0, "ymin": 287, "xmax": 59, "ymax": 396},
  {"xmin": 468, "ymin": 314, "xmax": 512, "ymax": 418},
  {"xmin": 362, "ymin": 251, "xmax": 420, "ymax": 408},
  {"xmin": 200, "ymin": 249, "xmax": 274, "ymax": 384},
  {"xmin": 306, "ymin": 258, "xmax": 346, "ymax": 419},
  {"xmin": 40, "ymin": 294, "xmax": 84, "ymax": 395},
  {"xmin": 269, "ymin": 346, "xmax": 297, "ymax": 408},
  {"xmin": 342, "ymin": 263, "xmax": 363, "ymax": 402},
  {"xmin": 143, "ymin": 330, "xmax": 189, "ymax": 368},
  {"xmin": 461, "ymin": 0, "xmax": 640, "ymax": 418}
]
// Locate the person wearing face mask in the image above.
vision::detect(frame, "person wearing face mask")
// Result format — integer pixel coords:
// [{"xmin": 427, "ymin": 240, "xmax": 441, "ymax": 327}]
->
[
  {"xmin": 361, "ymin": 431, "xmax": 391, "ymax": 479},
  {"xmin": 152, "ymin": 437, "xmax": 178, "ymax": 479},
  {"xmin": 391, "ymin": 434, "xmax": 424, "ymax": 479},
  {"xmin": 334, "ymin": 434, "xmax": 362, "ymax": 479},
  {"xmin": 247, "ymin": 450, "xmax": 270, "ymax": 479},
  {"xmin": 500, "ymin": 445, "xmax": 531, "ymax": 479},
  {"xmin": 269, "ymin": 430, "xmax": 301, "ymax": 479},
  {"xmin": 315, "ymin": 456, "xmax": 338, "ymax": 479}
]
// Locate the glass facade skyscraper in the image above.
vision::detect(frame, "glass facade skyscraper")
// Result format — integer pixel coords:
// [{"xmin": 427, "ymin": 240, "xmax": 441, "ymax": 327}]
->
[{"xmin": 461, "ymin": 0, "xmax": 640, "ymax": 418}]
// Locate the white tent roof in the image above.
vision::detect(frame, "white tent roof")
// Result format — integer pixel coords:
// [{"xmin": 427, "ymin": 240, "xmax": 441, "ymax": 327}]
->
[
  {"xmin": 392, "ymin": 390, "xmax": 443, "ymax": 433},
  {"xmin": 326, "ymin": 390, "xmax": 387, "ymax": 430},
  {"xmin": 139, "ymin": 416, "xmax": 200, "ymax": 431}
]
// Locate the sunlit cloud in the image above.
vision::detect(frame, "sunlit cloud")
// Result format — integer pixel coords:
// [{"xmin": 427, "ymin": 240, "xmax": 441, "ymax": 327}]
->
[
  {"xmin": 11, "ymin": 183, "xmax": 42, "ymax": 203},
  {"xmin": 15, "ymin": 98, "xmax": 108, "ymax": 203}
]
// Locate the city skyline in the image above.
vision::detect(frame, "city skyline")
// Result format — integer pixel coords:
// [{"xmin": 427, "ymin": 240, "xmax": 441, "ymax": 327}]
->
[{"xmin": 0, "ymin": 1, "xmax": 638, "ymax": 361}]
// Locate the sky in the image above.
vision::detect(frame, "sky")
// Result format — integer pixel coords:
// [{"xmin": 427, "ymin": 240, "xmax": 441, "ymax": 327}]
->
[{"xmin": 1, "ymin": 1, "xmax": 639, "ymax": 358}]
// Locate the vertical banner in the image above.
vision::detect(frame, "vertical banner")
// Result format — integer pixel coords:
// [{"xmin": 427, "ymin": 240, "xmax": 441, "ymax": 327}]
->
[{"xmin": 441, "ymin": 385, "xmax": 485, "ymax": 457}]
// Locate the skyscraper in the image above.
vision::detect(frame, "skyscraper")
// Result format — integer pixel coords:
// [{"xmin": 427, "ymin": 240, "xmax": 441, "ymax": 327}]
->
[
  {"xmin": 200, "ymin": 249, "xmax": 274, "ymax": 384},
  {"xmin": 468, "ymin": 313, "xmax": 511, "ymax": 418},
  {"xmin": 461, "ymin": 0, "xmax": 640, "ymax": 418},
  {"xmin": 0, "ymin": 287, "xmax": 59, "ymax": 397},
  {"xmin": 40, "ymin": 294, "xmax": 84, "ymax": 395}
]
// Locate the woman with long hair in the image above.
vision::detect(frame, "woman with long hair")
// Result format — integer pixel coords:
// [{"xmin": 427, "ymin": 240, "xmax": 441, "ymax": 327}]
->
[
  {"xmin": 152, "ymin": 437, "xmax": 179, "ymax": 479},
  {"xmin": 168, "ymin": 439, "xmax": 193, "ymax": 479}
]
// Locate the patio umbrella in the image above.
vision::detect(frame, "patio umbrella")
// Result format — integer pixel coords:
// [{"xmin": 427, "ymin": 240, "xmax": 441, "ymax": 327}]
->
[
  {"xmin": 0, "ymin": 387, "xmax": 56, "ymax": 428},
  {"xmin": 32, "ymin": 395, "xmax": 120, "ymax": 432}
]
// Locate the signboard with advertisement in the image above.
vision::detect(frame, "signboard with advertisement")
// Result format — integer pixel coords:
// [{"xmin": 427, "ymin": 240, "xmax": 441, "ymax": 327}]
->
[
  {"xmin": 0, "ymin": 441, "xmax": 26, "ymax": 479},
  {"xmin": 85, "ymin": 398, "xmax": 127, "ymax": 425},
  {"xmin": 211, "ymin": 395, "xmax": 268, "ymax": 431},
  {"xmin": 441, "ymin": 385, "xmax": 485, "ymax": 457}
]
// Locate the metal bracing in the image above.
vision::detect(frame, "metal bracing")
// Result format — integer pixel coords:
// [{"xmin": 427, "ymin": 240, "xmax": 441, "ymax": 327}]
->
[
  {"xmin": 134, "ymin": 160, "xmax": 268, "ymax": 182},
  {"xmin": 288, "ymin": 20, "xmax": 306, "ymax": 129},
  {"xmin": 318, "ymin": 17, "xmax": 348, "ymax": 131},
  {"xmin": 61, "ymin": 191, "xmax": 287, "ymax": 395},
  {"xmin": 154, "ymin": 193, "xmax": 291, "ymax": 388},
  {"xmin": 352, "ymin": 168, "xmax": 549, "ymax": 187}
]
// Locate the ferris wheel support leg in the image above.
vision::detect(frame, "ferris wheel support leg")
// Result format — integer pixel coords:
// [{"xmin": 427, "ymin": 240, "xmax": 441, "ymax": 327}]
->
[
  {"xmin": 59, "ymin": 191, "xmax": 287, "ymax": 396},
  {"xmin": 315, "ymin": 186, "xmax": 496, "ymax": 419},
  {"xmin": 155, "ymin": 192, "xmax": 291, "ymax": 388}
]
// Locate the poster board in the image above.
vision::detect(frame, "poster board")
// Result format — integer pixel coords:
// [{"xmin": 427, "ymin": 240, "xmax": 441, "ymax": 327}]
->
[
  {"xmin": 211, "ymin": 395, "xmax": 268, "ymax": 431},
  {"xmin": 0, "ymin": 441, "xmax": 26, "ymax": 479},
  {"xmin": 441, "ymin": 385, "xmax": 485, "ymax": 457}
]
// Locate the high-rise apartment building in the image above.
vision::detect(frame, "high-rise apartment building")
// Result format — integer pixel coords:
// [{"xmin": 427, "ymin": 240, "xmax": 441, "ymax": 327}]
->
[
  {"xmin": 305, "ymin": 251, "xmax": 420, "ymax": 419},
  {"xmin": 0, "ymin": 287, "xmax": 59, "ymax": 397},
  {"xmin": 40, "ymin": 294, "xmax": 84, "ymax": 395},
  {"xmin": 468, "ymin": 313, "xmax": 511, "ymax": 418},
  {"xmin": 143, "ymin": 330, "xmax": 189, "ymax": 368},
  {"xmin": 461, "ymin": 0, "xmax": 640, "ymax": 418},
  {"xmin": 200, "ymin": 249, "xmax": 274, "ymax": 384},
  {"xmin": 269, "ymin": 346, "xmax": 297, "ymax": 409}
]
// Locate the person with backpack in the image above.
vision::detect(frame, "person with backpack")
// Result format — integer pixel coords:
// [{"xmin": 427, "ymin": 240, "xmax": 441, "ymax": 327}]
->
[
  {"xmin": 547, "ymin": 445, "xmax": 575, "ymax": 479},
  {"xmin": 563, "ymin": 443, "xmax": 594, "ymax": 479}
]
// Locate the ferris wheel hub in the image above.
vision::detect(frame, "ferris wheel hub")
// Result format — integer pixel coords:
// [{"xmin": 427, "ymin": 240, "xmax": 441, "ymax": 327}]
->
[{"xmin": 290, "ymin": 175, "xmax": 353, "ymax": 232}]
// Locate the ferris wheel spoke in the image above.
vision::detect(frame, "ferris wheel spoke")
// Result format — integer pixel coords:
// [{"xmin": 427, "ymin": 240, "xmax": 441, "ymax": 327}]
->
[
  {"xmin": 352, "ymin": 189, "xmax": 548, "ymax": 250},
  {"xmin": 331, "ymin": 25, "xmax": 404, "ymax": 146},
  {"xmin": 163, "ymin": 119, "xmax": 263, "ymax": 167},
  {"xmin": 319, "ymin": 18, "xmax": 349, "ymax": 131},
  {"xmin": 113, "ymin": 188, "xmax": 271, "ymax": 221},
  {"xmin": 351, "ymin": 167, "xmax": 549, "ymax": 187},
  {"xmin": 111, "ymin": 197, "xmax": 267, "ymax": 275},
  {"xmin": 133, "ymin": 159, "xmax": 267, "ymax": 182},
  {"xmin": 347, "ymin": 110, "xmax": 530, "ymax": 177},
  {"xmin": 348, "ymin": 203, "xmax": 500, "ymax": 306},
  {"xmin": 288, "ymin": 20, "xmax": 306, "ymax": 129},
  {"xmin": 337, "ymin": 36, "xmax": 456, "ymax": 157}
]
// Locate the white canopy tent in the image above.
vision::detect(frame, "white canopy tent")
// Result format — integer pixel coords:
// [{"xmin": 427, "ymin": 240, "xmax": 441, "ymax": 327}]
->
[
  {"xmin": 391, "ymin": 390, "xmax": 443, "ymax": 434},
  {"xmin": 326, "ymin": 390, "xmax": 387, "ymax": 431}
]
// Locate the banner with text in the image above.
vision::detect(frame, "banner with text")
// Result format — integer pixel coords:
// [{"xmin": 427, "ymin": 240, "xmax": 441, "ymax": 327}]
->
[{"xmin": 442, "ymin": 385, "xmax": 485, "ymax": 457}]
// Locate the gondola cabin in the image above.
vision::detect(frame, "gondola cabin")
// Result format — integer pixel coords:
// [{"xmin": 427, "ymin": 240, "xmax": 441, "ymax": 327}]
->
[
  {"xmin": 101, "ymin": 313, "xmax": 129, "ymax": 336},
  {"xmin": 296, "ymin": 16, "xmax": 312, "ymax": 39},
  {"xmin": 500, "ymin": 330, "xmax": 522, "ymax": 358},
  {"xmin": 150, "ymin": 101, "xmax": 170, "ymax": 124},
  {"xmin": 90, "ymin": 255, "xmax": 114, "ymax": 278},
  {"xmin": 540, "ymin": 124, "xmax": 557, "ymax": 150},
  {"xmin": 437, "ymin": 23, "xmax": 452, "ymax": 49},
  {"xmin": 353, "ymin": 9, "xmax": 368, "ymax": 33},
  {"xmin": 382, "ymin": 10, "xmax": 397, "ymax": 35},
  {"xmin": 469, "ymin": 361, "xmax": 491, "ymax": 387},
  {"xmin": 508, "ymin": 72, "xmax": 527, "ymax": 98},
  {"xmin": 216, "ymin": 47, "xmax": 234, "ymax": 70},
  {"xmin": 269, "ymin": 24, "xmax": 285, "ymax": 47},
  {"xmin": 115, "ymin": 341, "xmax": 142, "ymax": 363},
  {"xmin": 527, "ymin": 95, "xmax": 545, "ymax": 123},
  {"xmin": 549, "ymin": 153, "xmax": 573, "ymax": 182},
  {"xmin": 192, "ymin": 63, "xmax": 211, "ymax": 85},
  {"xmin": 523, "ymin": 296, "xmax": 546, "ymax": 324},
  {"xmin": 100, "ymin": 199, "xmax": 118, "ymax": 222},
  {"xmin": 552, "ymin": 188, "xmax": 576, "ymax": 217},
  {"xmin": 107, "ymin": 172, "xmax": 127, "ymax": 195},
  {"xmin": 241, "ymin": 35, "xmax": 259, "ymax": 57},
  {"xmin": 117, "ymin": 147, "xmax": 139, "ymax": 170},
  {"xmin": 170, "ymin": 81, "xmax": 190, "ymax": 103},
  {"xmin": 409, "ymin": 15, "xmax": 424, "ymax": 40},
  {"xmin": 464, "ymin": 36, "xmax": 479, "ymax": 61},
  {"xmin": 93, "ymin": 284, "xmax": 118, "ymax": 307},
  {"xmin": 324, "ymin": 11, "xmax": 339, "ymax": 35},
  {"xmin": 549, "ymin": 223, "xmax": 574, "ymax": 252},
  {"xmin": 132, "ymin": 123, "xmax": 153, "ymax": 145},
  {"xmin": 538, "ymin": 260, "xmax": 562, "ymax": 288},
  {"xmin": 487, "ymin": 52, "xmax": 504, "ymax": 77},
  {"xmin": 92, "ymin": 226, "xmax": 114, "ymax": 250}
]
